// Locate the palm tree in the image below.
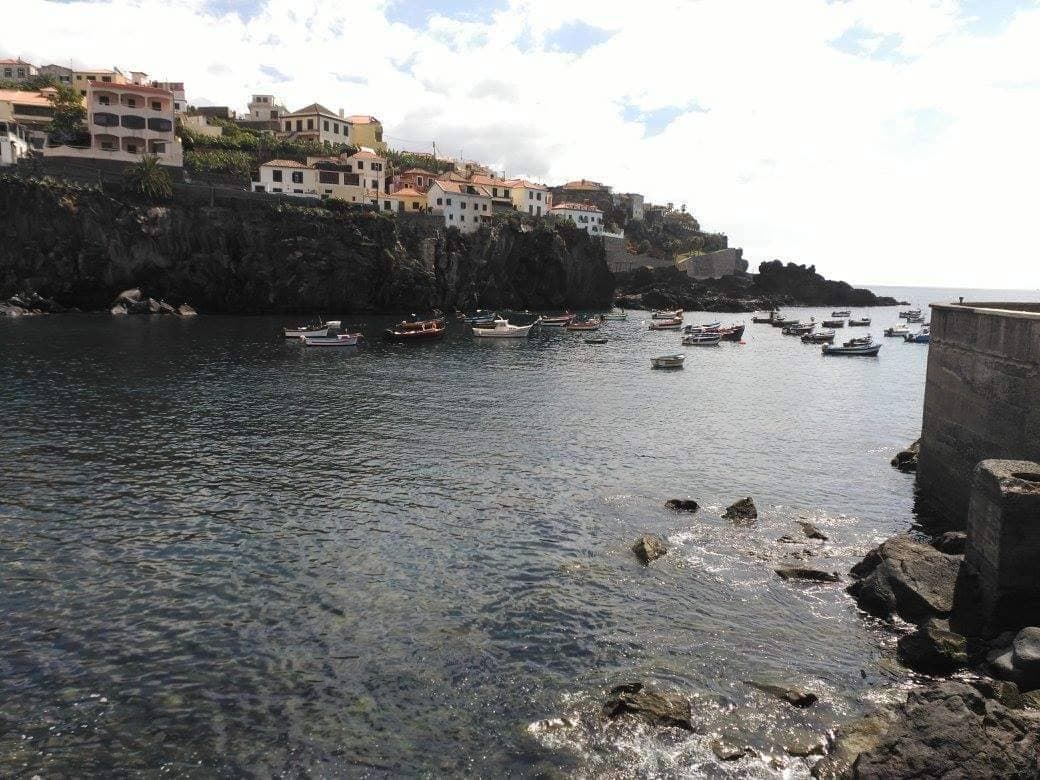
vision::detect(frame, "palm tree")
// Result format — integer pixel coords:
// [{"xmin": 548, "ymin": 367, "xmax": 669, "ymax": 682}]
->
[{"xmin": 125, "ymin": 155, "xmax": 173, "ymax": 201}]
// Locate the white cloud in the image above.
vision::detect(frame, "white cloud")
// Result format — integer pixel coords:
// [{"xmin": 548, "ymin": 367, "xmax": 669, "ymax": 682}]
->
[{"xmin": 3, "ymin": 0, "xmax": 1039, "ymax": 288}]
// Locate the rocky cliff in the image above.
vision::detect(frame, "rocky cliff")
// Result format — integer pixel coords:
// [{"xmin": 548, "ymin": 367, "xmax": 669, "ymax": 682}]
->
[{"xmin": 0, "ymin": 176, "xmax": 614, "ymax": 314}]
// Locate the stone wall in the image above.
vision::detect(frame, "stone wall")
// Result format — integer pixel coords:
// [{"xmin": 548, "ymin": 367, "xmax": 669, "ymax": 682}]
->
[
  {"xmin": 918, "ymin": 302, "xmax": 1040, "ymax": 527},
  {"xmin": 676, "ymin": 248, "xmax": 747, "ymax": 279},
  {"xmin": 603, "ymin": 235, "xmax": 674, "ymax": 274}
]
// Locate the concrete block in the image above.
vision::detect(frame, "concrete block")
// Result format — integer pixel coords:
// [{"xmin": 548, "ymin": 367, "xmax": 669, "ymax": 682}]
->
[{"xmin": 965, "ymin": 459, "xmax": 1040, "ymax": 634}]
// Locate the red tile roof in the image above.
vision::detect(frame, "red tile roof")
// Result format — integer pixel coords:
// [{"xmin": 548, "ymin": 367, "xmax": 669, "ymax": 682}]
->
[
  {"xmin": 261, "ymin": 159, "xmax": 311, "ymax": 169},
  {"xmin": 88, "ymin": 81, "xmax": 173, "ymax": 96},
  {"xmin": 503, "ymin": 178, "xmax": 547, "ymax": 190},
  {"xmin": 391, "ymin": 187, "xmax": 425, "ymax": 197},
  {"xmin": 432, "ymin": 179, "xmax": 491, "ymax": 197},
  {"xmin": 346, "ymin": 114, "xmax": 380, "ymax": 125},
  {"xmin": 560, "ymin": 179, "xmax": 607, "ymax": 191},
  {"xmin": 1, "ymin": 58, "xmax": 35, "ymax": 66}
]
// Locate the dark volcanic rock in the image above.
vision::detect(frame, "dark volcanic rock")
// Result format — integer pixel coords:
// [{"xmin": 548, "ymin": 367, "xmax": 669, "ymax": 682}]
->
[
  {"xmin": 722, "ymin": 497, "xmax": 757, "ymax": 522},
  {"xmin": 851, "ymin": 682, "xmax": 1040, "ymax": 779},
  {"xmin": 665, "ymin": 499, "xmax": 699, "ymax": 513},
  {"xmin": 811, "ymin": 713, "xmax": 897, "ymax": 779},
  {"xmin": 896, "ymin": 618, "xmax": 977, "ymax": 675},
  {"xmin": 989, "ymin": 627, "xmax": 1040, "ymax": 692},
  {"xmin": 932, "ymin": 531, "xmax": 967, "ymax": 555},
  {"xmin": 798, "ymin": 521, "xmax": 828, "ymax": 541},
  {"xmin": 632, "ymin": 534, "xmax": 667, "ymax": 565},
  {"xmin": 600, "ymin": 682, "xmax": 693, "ymax": 731},
  {"xmin": 775, "ymin": 567, "xmax": 840, "ymax": 583},
  {"xmin": 747, "ymin": 680, "xmax": 818, "ymax": 708},
  {"xmin": 890, "ymin": 439, "xmax": 920, "ymax": 473},
  {"xmin": 710, "ymin": 738, "xmax": 747, "ymax": 761},
  {"xmin": 847, "ymin": 535, "xmax": 961, "ymax": 624}
]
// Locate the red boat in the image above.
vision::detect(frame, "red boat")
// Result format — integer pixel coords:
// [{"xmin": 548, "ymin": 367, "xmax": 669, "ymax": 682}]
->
[
  {"xmin": 384, "ymin": 318, "xmax": 446, "ymax": 341},
  {"xmin": 718, "ymin": 323, "xmax": 746, "ymax": 341}
]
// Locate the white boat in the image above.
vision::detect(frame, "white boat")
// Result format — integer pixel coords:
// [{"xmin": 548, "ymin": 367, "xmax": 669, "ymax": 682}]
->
[
  {"xmin": 284, "ymin": 320, "xmax": 341, "ymax": 338},
  {"xmin": 471, "ymin": 318, "xmax": 541, "ymax": 338},
  {"xmin": 301, "ymin": 332, "xmax": 363, "ymax": 347},
  {"xmin": 884, "ymin": 324, "xmax": 911, "ymax": 337},
  {"xmin": 681, "ymin": 332, "xmax": 721, "ymax": 346},
  {"xmin": 651, "ymin": 354, "xmax": 685, "ymax": 369},
  {"xmin": 648, "ymin": 318, "xmax": 683, "ymax": 331},
  {"xmin": 651, "ymin": 309, "xmax": 683, "ymax": 320},
  {"xmin": 603, "ymin": 311, "xmax": 628, "ymax": 321}
]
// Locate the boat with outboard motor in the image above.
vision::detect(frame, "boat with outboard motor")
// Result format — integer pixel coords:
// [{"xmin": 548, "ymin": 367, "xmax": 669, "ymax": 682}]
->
[
  {"xmin": 540, "ymin": 313, "xmax": 576, "ymax": 327},
  {"xmin": 651, "ymin": 309, "xmax": 683, "ymax": 320},
  {"xmin": 831, "ymin": 310, "xmax": 852, "ymax": 317},
  {"xmin": 471, "ymin": 317, "xmax": 542, "ymax": 338},
  {"xmin": 904, "ymin": 326, "xmax": 931, "ymax": 344},
  {"xmin": 822, "ymin": 337, "xmax": 881, "ymax": 356},
  {"xmin": 782, "ymin": 322, "xmax": 815, "ymax": 335},
  {"xmin": 301, "ymin": 332, "xmax": 364, "ymax": 347},
  {"xmin": 884, "ymin": 324, "xmax": 911, "ymax": 337},
  {"xmin": 649, "ymin": 318, "xmax": 683, "ymax": 331},
  {"xmin": 718, "ymin": 323, "xmax": 746, "ymax": 341},
  {"xmin": 651, "ymin": 354, "xmax": 685, "ymax": 369},
  {"xmin": 603, "ymin": 310, "xmax": 628, "ymax": 321},
  {"xmin": 848, "ymin": 317, "xmax": 872, "ymax": 327},
  {"xmin": 802, "ymin": 330, "xmax": 836, "ymax": 344},
  {"xmin": 384, "ymin": 317, "xmax": 446, "ymax": 341},
  {"xmin": 565, "ymin": 315, "xmax": 605, "ymax": 331},
  {"xmin": 752, "ymin": 311, "xmax": 780, "ymax": 324},
  {"xmin": 284, "ymin": 320, "xmax": 341, "ymax": 339},
  {"xmin": 822, "ymin": 319, "xmax": 845, "ymax": 328},
  {"xmin": 465, "ymin": 310, "xmax": 499, "ymax": 327},
  {"xmin": 899, "ymin": 309, "xmax": 922, "ymax": 319},
  {"xmin": 681, "ymin": 332, "xmax": 722, "ymax": 346}
]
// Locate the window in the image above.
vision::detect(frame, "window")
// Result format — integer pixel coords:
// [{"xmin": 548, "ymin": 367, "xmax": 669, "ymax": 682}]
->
[
  {"xmin": 446, "ymin": 198, "xmax": 452, "ymax": 206},
  {"xmin": 536, "ymin": 206, "xmax": 541, "ymax": 216},
  {"xmin": 357, "ymin": 161, "xmax": 364, "ymax": 169},
  {"xmin": 461, "ymin": 202, "xmax": 467, "ymax": 210},
  {"xmin": 76, "ymin": 74, "xmax": 83, "ymax": 80},
  {"xmin": 254, "ymin": 185, "xmax": 265, "ymax": 192},
  {"xmin": 93, "ymin": 112, "xmax": 119, "ymax": 127},
  {"xmin": 272, "ymin": 187, "xmax": 283, "ymax": 193},
  {"xmin": 120, "ymin": 115, "xmax": 145, "ymax": 129},
  {"xmin": 384, "ymin": 200, "xmax": 390, "ymax": 210},
  {"xmin": 296, "ymin": 120, "xmax": 303, "ymax": 131},
  {"xmin": 284, "ymin": 121, "xmax": 291, "ymax": 131},
  {"xmin": 127, "ymin": 144, "xmax": 138, "ymax": 153},
  {"xmin": 151, "ymin": 142, "xmax": 166, "ymax": 154},
  {"xmin": 271, "ymin": 110, "xmax": 278, "ymax": 118},
  {"xmin": 436, "ymin": 197, "xmax": 442, "ymax": 205},
  {"xmin": 126, "ymin": 98, "xmax": 136, "ymax": 108},
  {"xmin": 307, "ymin": 119, "xmax": 314, "ymax": 130},
  {"xmin": 333, "ymin": 123, "xmax": 339, "ymax": 133},
  {"xmin": 101, "ymin": 76, "xmax": 112, "ymax": 83},
  {"xmin": 417, "ymin": 176, "xmax": 423, "ymax": 187},
  {"xmin": 100, "ymin": 140, "xmax": 115, "ymax": 151},
  {"xmin": 461, "ymin": 215, "xmax": 466, "ymax": 222},
  {"xmin": 151, "ymin": 101, "xmax": 161, "ymax": 111},
  {"xmin": 318, "ymin": 171, "xmax": 338, "ymax": 184},
  {"xmin": 291, "ymin": 171, "xmax": 304, "ymax": 184},
  {"xmin": 147, "ymin": 118, "xmax": 172, "ymax": 132},
  {"xmin": 528, "ymin": 205, "xmax": 533, "ymax": 214},
  {"xmin": 502, "ymin": 189, "xmax": 509, "ymax": 198},
  {"xmin": 528, "ymin": 191, "xmax": 533, "ymax": 199},
  {"xmin": 293, "ymin": 189, "xmax": 303, "ymax": 194},
  {"xmin": 412, "ymin": 202, "xmax": 420, "ymax": 210},
  {"xmin": 536, "ymin": 193, "xmax": 541, "ymax": 201},
  {"xmin": 2, "ymin": 69, "xmax": 10, "ymax": 78},
  {"xmin": 98, "ymin": 96, "xmax": 110, "ymax": 106},
  {"xmin": 482, "ymin": 204, "xmax": 488, "ymax": 211},
  {"xmin": 370, "ymin": 179, "xmax": 376, "ymax": 190},
  {"xmin": 323, "ymin": 120, "xmax": 329, "ymax": 131},
  {"xmin": 492, "ymin": 188, "xmax": 497, "ymax": 197},
  {"xmin": 449, "ymin": 213, "xmax": 453, "ymax": 220},
  {"xmin": 324, "ymin": 189, "xmax": 332, "ymax": 194},
  {"xmin": 273, "ymin": 170, "xmax": 283, "ymax": 182}
]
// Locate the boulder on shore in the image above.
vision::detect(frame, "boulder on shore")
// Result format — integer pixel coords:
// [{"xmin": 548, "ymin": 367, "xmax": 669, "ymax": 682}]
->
[
  {"xmin": 851, "ymin": 681, "xmax": 1040, "ymax": 778},
  {"xmin": 896, "ymin": 618, "xmax": 977, "ymax": 675},
  {"xmin": 989, "ymin": 626, "xmax": 1040, "ymax": 692},
  {"xmin": 775, "ymin": 567, "xmax": 840, "ymax": 584},
  {"xmin": 847, "ymin": 535, "xmax": 961, "ymax": 624},
  {"xmin": 746, "ymin": 680, "xmax": 818, "ymax": 708},
  {"xmin": 600, "ymin": 682, "xmax": 693, "ymax": 731},
  {"xmin": 665, "ymin": 499, "xmax": 699, "ymax": 513},
  {"xmin": 722, "ymin": 497, "xmax": 757, "ymax": 522},
  {"xmin": 932, "ymin": 531, "xmax": 967, "ymax": 555},
  {"xmin": 890, "ymin": 439, "xmax": 920, "ymax": 473},
  {"xmin": 632, "ymin": 534, "xmax": 667, "ymax": 565}
]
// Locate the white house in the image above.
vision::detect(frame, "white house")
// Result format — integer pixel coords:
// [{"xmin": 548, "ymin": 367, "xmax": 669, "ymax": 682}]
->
[
  {"xmin": 550, "ymin": 202, "xmax": 605, "ymax": 234},
  {"xmin": 253, "ymin": 157, "xmax": 382, "ymax": 205},
  {"xmin": 345, "ymin": 149, "xmax": 387, "ymax": 193},
  {"xmin": 505, "ymin": 179, "xmax": 552, "ymax": 216},
  {"xmin": 279, "ymin": 103, "xmax": 352, "ymax": 146},
  {"xmin": 253, "ymin": 159, "xmax": 318, "ymax": 196},
  {"xmin": 244, "ymin": 94, "xmax": 286, "ymax": 122},
  {"xmin": 151, "ymin": 81, "xmax": 186, "ymax": 114},
  {"xmin": 427, "ymin": 179, "xmax": 493, "ymax": 233},
  {"xmin": 0, "ymin": 121, "xmax": 30, "ymax": 166}
]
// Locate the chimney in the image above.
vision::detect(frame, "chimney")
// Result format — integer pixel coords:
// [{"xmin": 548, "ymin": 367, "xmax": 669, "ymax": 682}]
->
[{"xmin": 339, "ymin": 108, "xmax": 344, "ymax": 118}]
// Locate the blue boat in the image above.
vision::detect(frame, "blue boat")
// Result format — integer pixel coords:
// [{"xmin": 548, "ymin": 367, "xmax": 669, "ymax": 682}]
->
[{"xmin": 904, "ymin": 326, "xmax": 931, "ymax": 344}]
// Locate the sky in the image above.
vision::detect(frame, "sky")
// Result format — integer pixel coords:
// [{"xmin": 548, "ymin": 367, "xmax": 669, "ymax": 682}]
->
[{"xmin": 4, "ymin": 0, "xmax": 1039, "ymax": 289}]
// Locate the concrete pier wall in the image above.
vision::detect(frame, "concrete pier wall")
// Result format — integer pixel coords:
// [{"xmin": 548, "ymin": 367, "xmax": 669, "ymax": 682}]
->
[{"xmin": 917, "ymin": 302, "xmax": 1040, "ymax": 527}]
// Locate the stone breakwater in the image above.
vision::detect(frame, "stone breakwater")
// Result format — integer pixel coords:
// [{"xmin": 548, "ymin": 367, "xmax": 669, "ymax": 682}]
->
[{"xmin": 0, "ymin": 176, "xmax": 614, "ymax": 315}]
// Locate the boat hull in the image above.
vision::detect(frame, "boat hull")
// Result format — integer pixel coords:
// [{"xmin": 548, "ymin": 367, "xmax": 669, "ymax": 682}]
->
[
  {"xmin": 301, "ymin": 334, "xmax": 363, "ymax": 347},
  {"xmin": 651, "ymin": 355, "xmax": 685, "ymax": 369},
  {"xmin": 822, "ymin": 344, "xmax": 881, "ymax": 356}
]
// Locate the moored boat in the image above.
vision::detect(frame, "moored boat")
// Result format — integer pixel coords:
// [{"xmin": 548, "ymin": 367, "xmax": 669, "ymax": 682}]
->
[
  {"xmin": 904, "ymin": 326, "xmax": 931, "ymax": 344},
  {"xmin": 649, "ymin": 318, "xmax": 683, "ymax": 330},
  {"xmin": 752, "ymin": 310, "xmax": 780, "ymax": 324},
  {"xmin": 831, "ymin": 310, "xmax": 852, "ymax": 317},
  {"xmin": 651, "ymin": 309, "xmax": 683, "ymax": 320},
  {"xmin": 565, "ymin": 316, "xmax": 604, "ymax": 331},
  {"xmin": 301, "ymin": 332, "xmax": 363, "ymax": 347},
  {"xmin": 585, "ymin": 337, "xmax": 609, "ymax": 344},
  {"xmin": 683, "ymin": 321, "xmax": 721, "ymax": 333},
  {"xmin": 384, "ymin": 317, "xmax": 446, "ymax": 341},
  {"xmin": 802, "ymin": 330, "xmax": 835, "ymax": 344},
  {"xmin": 284, "ymin": 320, "xmax": 341, "ymax": 339},
  {"xmin": 822, "ymin": 341, "xmax": 881, "ymax": 356},
  {"xmin": 843, "ymin": 335, "xmax": 873, "ymax": 347},
  {"xmin": 782, "ymin": 322, "xmax": 814, "ymax": 335},
  {"xmin": 465, "ymin": 310, "xmax": 499, "ymax": 326},
  {"xmin": 906, "ymin": 314, "xmax": 925, "ymax": 323},
  {"xmin": 603, "ymin": 310, "xmax": 628, "ymax": 321},
  {"xmin": 651, "ymin": 354, "xmax": 685, "ymax": 369},
  {"xmin": 681, "ymin": 332, "xmax": 721, "ymax": 346},
  {"xmin": 822, "ymin": 319, "xmax": 845, "ymax": 328},
  {"xmin": 471, "ymin": 318, "xmax": 541, "ymax": 338},
  {"xmin": 884, "ymin": 324, "xmax": 911, "ymax": 337},
  {"xmin": 899, "ymin": 309, "xmax": 922, "ymax": 319},
  {"xmin": 541, "ymin": 313, "xmax": 576, "ymax": 327},
  {"xmin": 718, "ymin": 323, "xmax": 746, "ymax": 341},
  {"xmin": 848, "ymin": 317, "xmax": 872, "ymax": 327}
]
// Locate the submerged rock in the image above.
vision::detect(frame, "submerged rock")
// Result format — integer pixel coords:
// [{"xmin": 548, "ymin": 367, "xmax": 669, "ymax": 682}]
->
[
  {"xmin": 665, "ymin": 499, "xmax": 699, "ymax": 513},
  {"xmin": 811, "ymin": 712, "xmax": 897, "ymax": 779},
  {"xmin": 746, "ymin": 680, "xmax": 818, "ymax": 708},
  {"xmin": 890, "ymin": 440, "xmax": 920, "ymax": 473},
  {"xmin": 631, "ymin": 534, "xmax": 668, "ymax": 564},
  {"xmin": 722, "ymin": 497, "xmax": 757, "ymax": 522},
  {"xmin": 846, "ymin": 535, "xmax": 961, "ymax": 624},
  {"xmin": 851, "ymin": 681, "xmax": 1040, "ymax": 779},
  {"xmin": 775, "ymin": 567, "xmax": 840, "ymax": 583},
  {"xmin": 600, "ymin": 682, "xmax": 693, "ymax": 731},
  {"xmin": 710, "ymin": 738, "xmax": 747, "ymax": 761},
  {"xmin": 798, "ymin": 521, "xmax": 828, "ymax": 541}
]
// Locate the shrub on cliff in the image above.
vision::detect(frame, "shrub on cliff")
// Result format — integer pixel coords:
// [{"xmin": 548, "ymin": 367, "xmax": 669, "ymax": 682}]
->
[{"xmin": 124, "ymin": 156, "xmax": 173, "ymax": 202}]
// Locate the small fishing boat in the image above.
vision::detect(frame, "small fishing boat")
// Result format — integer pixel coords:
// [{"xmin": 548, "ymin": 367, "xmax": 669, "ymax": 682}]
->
[
  {"xmin": 649, "ymin": 318, "xmax": 683, "ymax": 331},
  {"xmin": 782, "ymin": 322, "xmax": 814, "ymax": 335},
  {"xmin": 906, "ymin": 314, "xmax": 925, "ymax": 324},
  {"xmin": 904, "ymin": 326, "xmax": 931, "ymax": 344},
  {"xmin": 284, "ymin": 320, "xmax": 341, "ymax": 339},
  {"xmin": 802, "ymin": 330, "xmax": 836, "ymax": 344},
  {"xmin": 471, "ymin": 318, "xmax": 541, "ymax": 338},
  {"xmin": 585, "ymin": 337, "xmax": 609, "ymax": 344},
  {"xmin": 465, "ymin": 310, "xmax": 499, "ymax": 327},
  {"xmin": 822, "ymin": 341, "xmax": 881, "ymax": 356},
  {"xmin": 770, "ymin": 317, "xmax": 792, "ymax": 328},
  {"xmin": 899, "ymin": 309, "xmax": 922, "ymax": 319},
  {"xmin": 681, "ymin": 332, "xmax": 721, "ymax": 346},
  {"xmin": 384, "ymin": 317, "xmax": 445, "ymax": 341},
  {"xmin": 651, "ymin": 309, "xmax": 683, "ymax": 320},
  {"xmin": 844, "ymin": 335, "xmax": 873, "ymax": 347},
  {"xmin": 718, "ymin": 323, "xmax": 746, "ymax": 341},
  {"xmin": 752, "ymin": 311, "xmax": 780, "ymax": 324},
  {"xmin": 541, "ymin": 313, "xmax": 575, "ymax": 327},
  {"xmin": 566, "ymin": 316, "xmax": 604, "ymax": 331},
  {"xmin": 683, "ymin": 321, "xmax": 721, "ymax": 333},
  {"xmin": 848, "ymin": 317, "xmax": 872, "ymax": 327},
  {"xmin": 603, "ymin": 310, "xmax": 628, "ymax": 321},
  {"xmin": 301, "ymin": 332, "xmax": 363, "ymax": 347},
  {"xmin": 831, "ymin": 310, "xmax": 852, "ymax": 317},
  {"xmin": 651, "ymin": 354, "xmax": 685, "ymax": 369},
  {"xmin": 822, "ymin": 319, "xmax": 845, "ymax": 328},
  {"xmin": 884, "ymin": 324, "xmax": 911, "ymax": 337}
]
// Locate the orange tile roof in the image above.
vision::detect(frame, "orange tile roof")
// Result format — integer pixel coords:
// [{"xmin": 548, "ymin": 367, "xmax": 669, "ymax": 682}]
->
[
  {"xmin": 560, "ymin": 179, "xmax": 607, "ymax": 191},
  {"xmin": 401, "ymin": 168, "xmax": 436, "ymax": 175},
  {"xmin": 349, "ymin": 150, "xmax": 385, "ymax": 160},
  {"xmin": 261, "ymin": 159, "xmax": 311, "ymax": 169},
  {"xmin": 432, "ymin": 179, "xmax": 491, "ymax": 197},
  {"xmin": 503, "ymin": 178, "xmax": 547, "ymax": 190},
  {"xmin": 346, "ymin": 114, "xmax": 380, "ymax": 124},
  {"xmin": 0, "ymin": 58, "xmax": 35, "ymax": 66},
  {"xmin": 0, "ymin": 89, "xmax": 52, "ymax": 107},
  {"xmin": 552, "ymin": 202, "xmax": 603, "ymax": 213},
  {"xmin": 391, "ymin": 187, "xmax": 425, "ymax": 197},
  {"xmin": 89, "ymin": 81, "xmax": 173, "ymax": 96}
]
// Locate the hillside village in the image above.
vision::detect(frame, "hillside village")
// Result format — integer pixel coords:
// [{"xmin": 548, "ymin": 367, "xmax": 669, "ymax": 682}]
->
[{"xmin": 0, "ymin": 56, "xmax": 742, "ymax": 278}]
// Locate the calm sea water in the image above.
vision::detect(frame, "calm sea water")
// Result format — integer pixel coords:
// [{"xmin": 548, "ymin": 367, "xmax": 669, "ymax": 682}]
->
[{"xmin": 0, "ymin": 286, "xmax": 1035, "ymax": 777}]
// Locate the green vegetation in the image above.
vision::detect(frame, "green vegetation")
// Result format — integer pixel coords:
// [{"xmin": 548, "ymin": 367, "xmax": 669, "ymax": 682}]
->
[
  {"xmin": 382, "ymin": 149, "xmax": 455, "ymax": 175},
  {"xmin": 624, "ymin": 207, "xmax": 727, "ymax": 259},
  {"xmin": 124, "ymin": 156, "xmax": 173, "ymax": 201},
  {"xmin": 0, "ymin": 75, "xmax": 59, "ymax": 91},
  {"xmin": 46, "ymin": 84, "xmax": 87, "ymax": 143}
]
